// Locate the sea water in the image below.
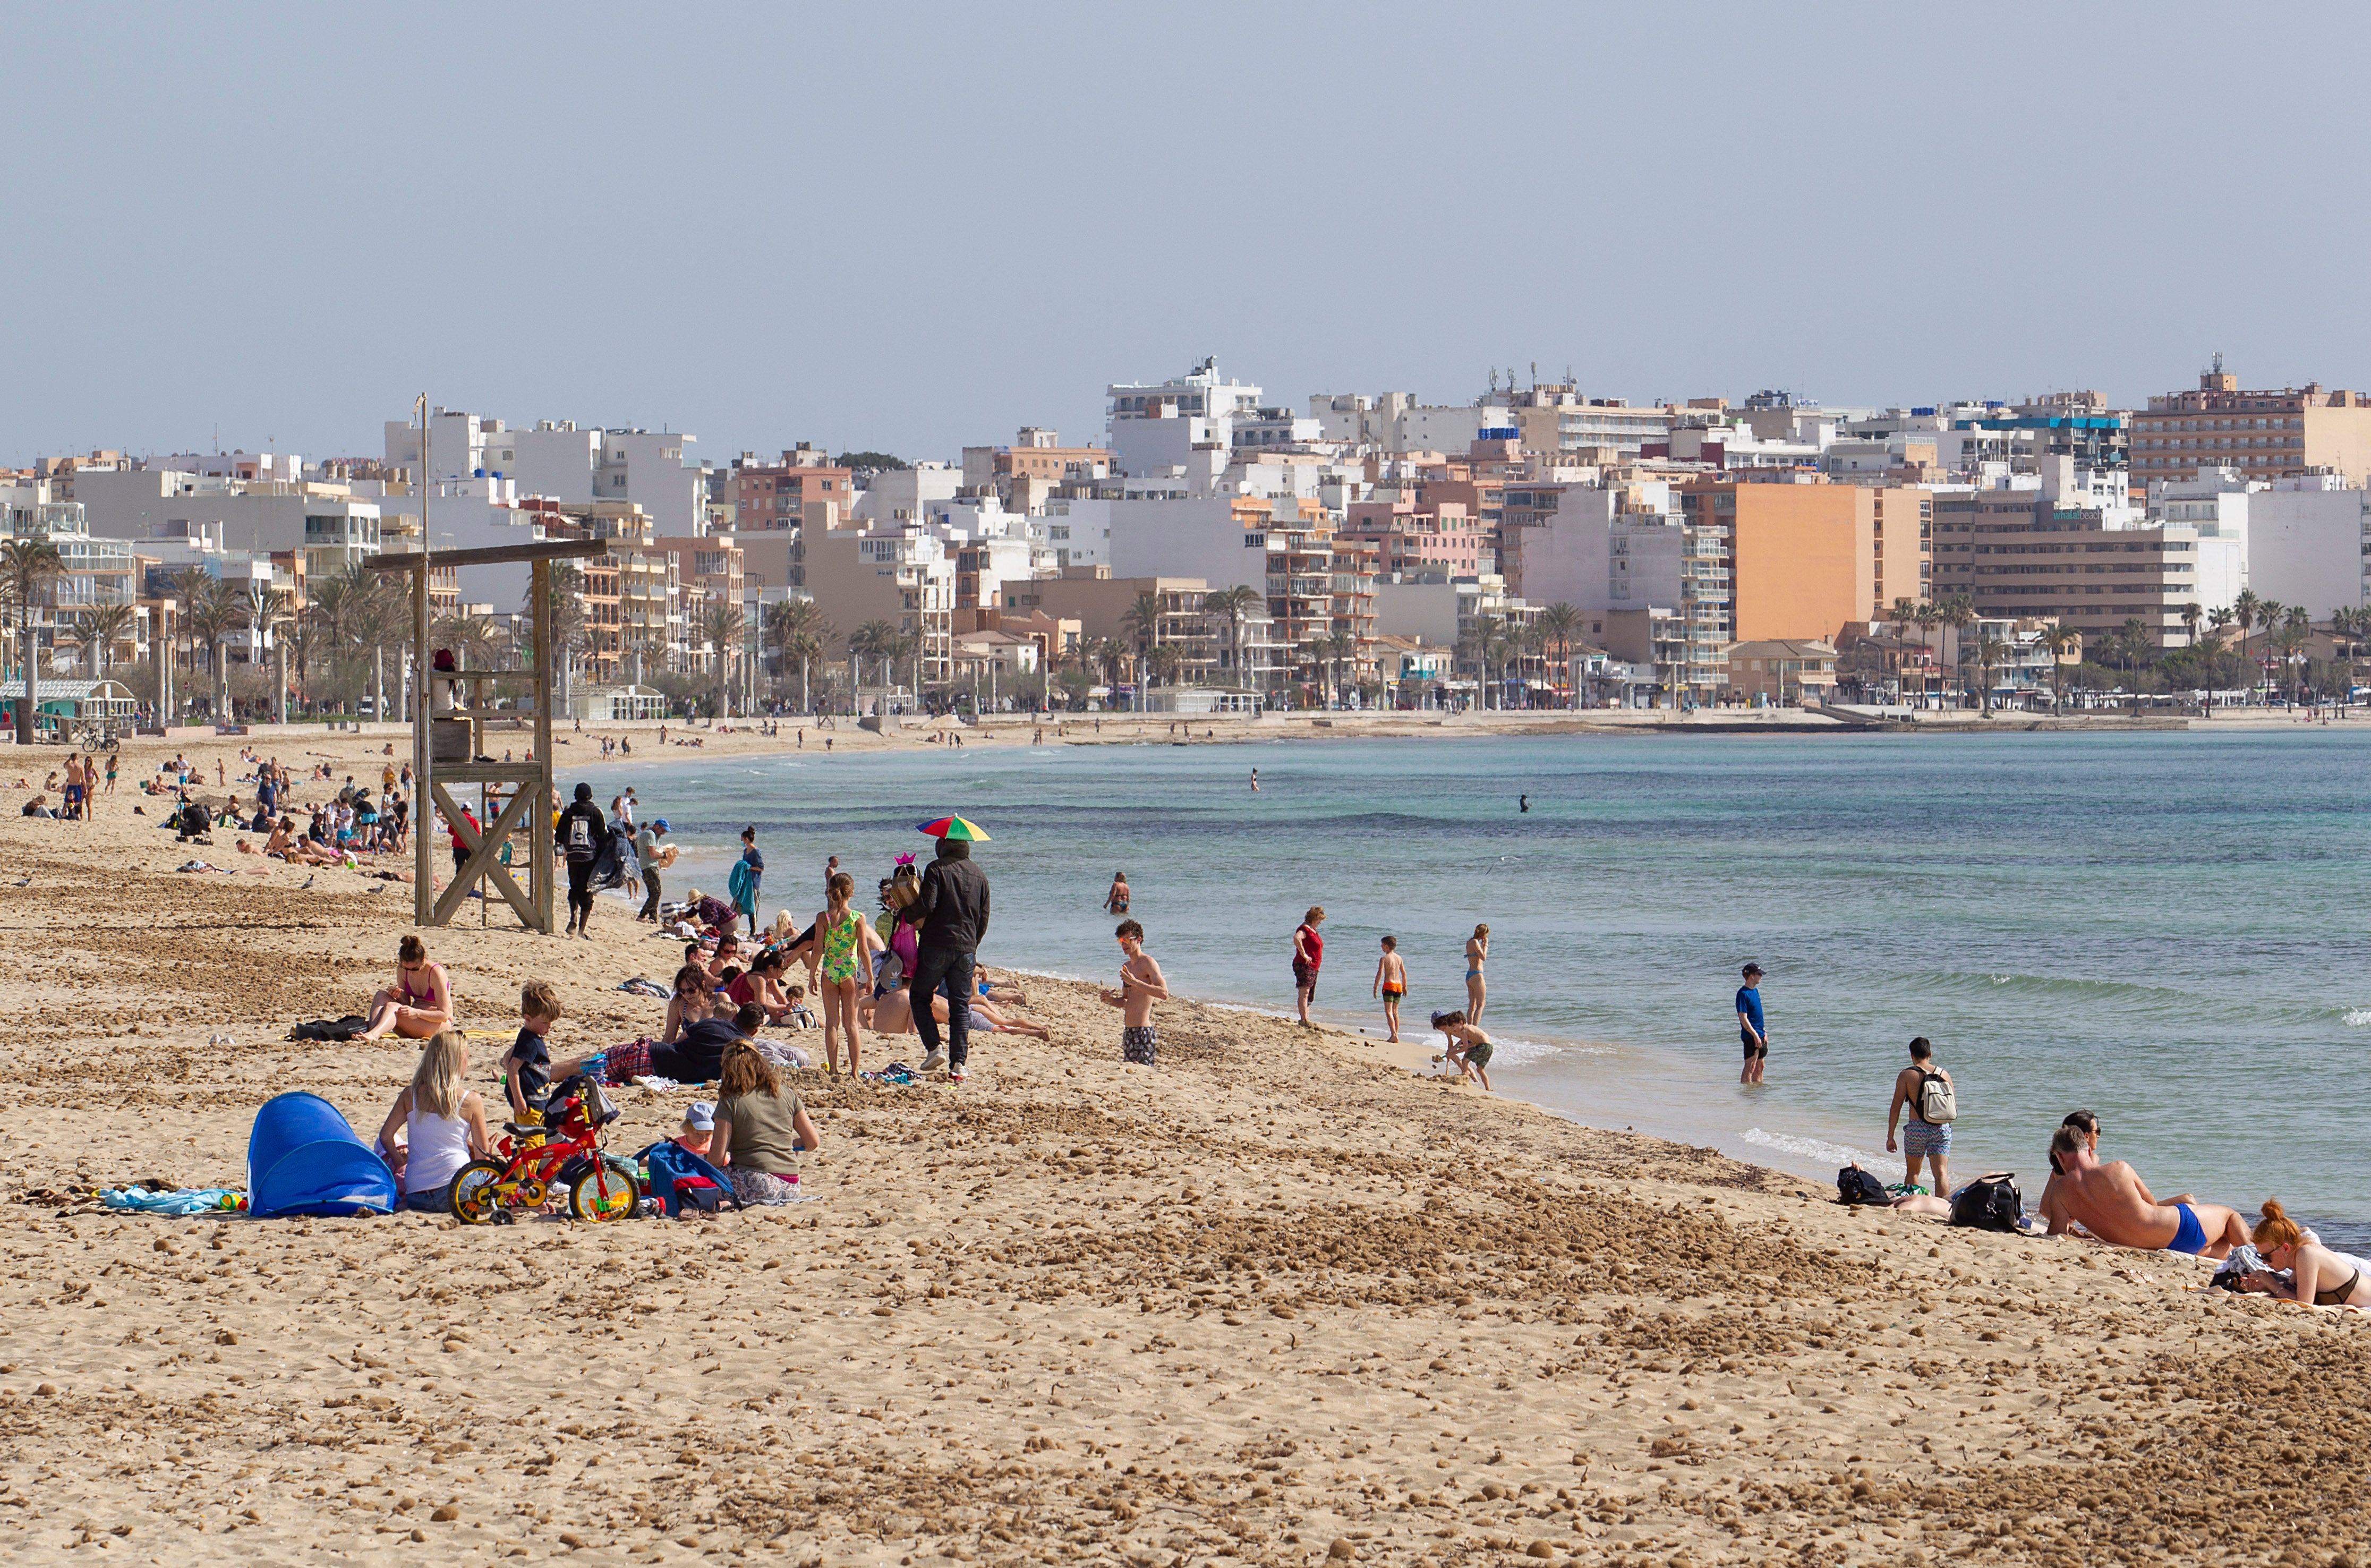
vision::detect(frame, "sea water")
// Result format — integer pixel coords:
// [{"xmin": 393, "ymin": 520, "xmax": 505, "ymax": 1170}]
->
[{"xmin": 578, "ymin": 726, "xmax": 2371, "ymax": 1243}]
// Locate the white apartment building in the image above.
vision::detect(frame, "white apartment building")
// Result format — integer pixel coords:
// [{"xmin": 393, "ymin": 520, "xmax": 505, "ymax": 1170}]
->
[
  {"xmin": 1308, "ymin": 393, "xmax": 1490, "ymax": 455},
  {"xmin": 384, "ymin": 412, "xmax": 707, "ymax": 534},
  {"xmin": 76, "ymin": 467, "xmax": 389, "ymax": 583},
  {"xmin": 1106, "ymin": 360, "xmax": 1263, "ymax": 483},
  {"xmin": 2244, "ymin": 476, "xmax": 2369, "ymax": 616}
]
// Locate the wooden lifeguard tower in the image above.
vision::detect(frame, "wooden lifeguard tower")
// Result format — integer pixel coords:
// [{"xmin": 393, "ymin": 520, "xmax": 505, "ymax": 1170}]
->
[{"xmin": 368, "ymin": 538, "xmax": 605, "ymax": 934}]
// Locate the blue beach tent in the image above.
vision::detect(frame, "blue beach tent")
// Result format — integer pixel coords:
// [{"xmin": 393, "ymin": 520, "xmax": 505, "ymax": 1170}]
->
[{"xmin": 246, "ymin": 1093, "xmax": 397, "ymax": 1218}]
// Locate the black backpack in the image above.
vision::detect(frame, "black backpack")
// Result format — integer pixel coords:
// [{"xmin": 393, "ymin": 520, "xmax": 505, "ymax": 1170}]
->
[
  {"xmin": 1949, "ymin": 1173, "xmax": 2024, "ymax": 1232},
  {"xmin": 1836, "ymin": 1166, "xmax": 1890, "ymax": 1206}
]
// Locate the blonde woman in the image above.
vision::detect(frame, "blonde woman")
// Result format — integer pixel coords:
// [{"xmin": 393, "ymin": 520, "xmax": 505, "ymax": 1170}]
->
[
  {"xmin": 710, "ymin": 1039, "xmax": 822, "ymax": 1206},
  {"xmin": 812, "ymin": 871, "xmax": 881, "ymax": 1077},
  {"xmin": 1464, "ymin": 924, "xmax": 1490, "ymax": 1023},
  {"xmin": 374, "ymin": 1030, "xmax": 493, "ymax": 1213}
]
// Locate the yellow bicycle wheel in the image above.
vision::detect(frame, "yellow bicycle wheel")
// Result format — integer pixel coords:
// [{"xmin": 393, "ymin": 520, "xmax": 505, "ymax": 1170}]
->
[{"xmin": 448, "ymin": 1159, "xmax": 506, "ymax": 1225}]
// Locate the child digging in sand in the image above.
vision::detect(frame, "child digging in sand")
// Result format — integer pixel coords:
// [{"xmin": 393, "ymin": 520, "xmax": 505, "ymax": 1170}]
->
[{"xmin": 1431, "ymin": 1009, "xmax": 1494, "ymax": 1092}]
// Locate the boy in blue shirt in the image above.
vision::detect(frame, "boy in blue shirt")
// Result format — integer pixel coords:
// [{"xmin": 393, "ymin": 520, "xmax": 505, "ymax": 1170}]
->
[{"xmin": 1736, "ymin": 962, "xmax": 1768, "ymax": 1085}]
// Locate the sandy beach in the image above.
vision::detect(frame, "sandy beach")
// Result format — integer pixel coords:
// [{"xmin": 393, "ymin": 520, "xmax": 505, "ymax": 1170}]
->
[{"xmin": 0, "ymin": 727, "xmax": 2363, "ymax": 1567}]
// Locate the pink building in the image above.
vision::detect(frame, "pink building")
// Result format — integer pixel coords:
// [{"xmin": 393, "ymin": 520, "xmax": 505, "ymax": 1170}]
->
[{"xmin": 1340, "ymin": 498, "xmax": 1485, "ymax": 577}]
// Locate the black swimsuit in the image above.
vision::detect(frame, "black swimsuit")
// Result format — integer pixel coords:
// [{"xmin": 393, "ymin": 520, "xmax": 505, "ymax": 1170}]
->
[{"xmin": 2314, "ymin": 1268, "xmax": 2361, "ymax": 1307}]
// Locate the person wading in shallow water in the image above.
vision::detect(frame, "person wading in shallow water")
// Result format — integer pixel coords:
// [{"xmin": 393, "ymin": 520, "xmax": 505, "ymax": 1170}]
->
[{"xmin": 1736, "ymin": 961, "xmax": 1768, "ymax": 1085}]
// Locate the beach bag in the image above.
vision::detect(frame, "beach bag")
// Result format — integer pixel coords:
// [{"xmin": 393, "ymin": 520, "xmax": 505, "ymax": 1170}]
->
[
  {"xmin": 885, "ymin": 863, "xmax": 922, "ymax": 911},
  {"xmin": 640, "ymin": 1140, "xmax": 739, "ymax": 1218},
  {"xmin": 564, "ymin": 809, "xmax": 596, "ymax": 863},
  {"xmin": 1949, "ymin": 1173, "xmax": 2023, "ymax": 1232},
  {"xmin": 1916, "ymin": 1069, "xmax": 1957, "ymax": 1124},
  {"xmin": 1837, "ymin": 1166, "xmax": 1890, "ymax": 1206},
  {"xmin": 287, "ymin": 1015, "xmax": 372, "ymax": 1043}
]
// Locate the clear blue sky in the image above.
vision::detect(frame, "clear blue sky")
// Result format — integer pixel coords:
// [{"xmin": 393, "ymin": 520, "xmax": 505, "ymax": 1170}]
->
[{"xmin": 4, "ymin": 3, "xmax": 2365, "ymax": 468}]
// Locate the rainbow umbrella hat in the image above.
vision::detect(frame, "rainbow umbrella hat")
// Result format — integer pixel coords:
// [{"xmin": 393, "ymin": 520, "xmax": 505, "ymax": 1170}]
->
[{"xmin": 917, "ymin": 814, "xmax": 992, "ymax": 842}]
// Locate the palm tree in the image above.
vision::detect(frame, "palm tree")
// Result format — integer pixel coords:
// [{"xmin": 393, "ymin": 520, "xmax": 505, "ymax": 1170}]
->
[
  {"xmin": 1935, "ymin": 595, "xmax": 1977, "ymax": 707},
  {"xmin": 78, "ymin": 601, "xmax": 136, "ymax": 679},
  {"xmin": 2206, "ymin": 605, "xmax": 2236, "ymax": 647},
  {"xmin": 2232, "ymin": 588, "xmax": 2261, "ymax": 657},
  {"xmin": 1204, "ymin": 585, "xmax": 1259, "ymax": 689},
  {"xmin": 2037, "ymin": 623, "xmax": 2082, "ymax": 713},
  {"xmin": 1910, "ymin": 599, "xmax": 1941, "ymax": 706},
  {"xmin": 1123, "ymin": 591, "xmax": 1164, "ymax": 660},
  {"xmin": 763, "ymin": 599, "xmax": 830, "ymax": 690},
  {"xmin": 2273, "ymin": 621, "xmax": 2313, "ymax": 705},
  {"xmin": 2180, "ymin": 601, "xmax": 2203, "ymax": 648},
  {"xmin": 1971, "ymin": 632, "xmax": 2010, "ymax": 715},
  {"xmin": 1147, "ymin": 642, "xmax": 1186, "ymax": 690},
  {"xmin": 782, "ymin": 627, "xmax": 825, "ymax": 712},
  {"xmin": 519, "ymin": 561, "xmax": 591, "ymax": 710},
  {"xmin": 1460, "ymin": 615, "xmax": 1498, "ymax": 711},
  {"xmin": 849, "ymin": 620, "xmax": 899, "ymax": 693},
  {"xmin": 1, "ymin": 535, "xmax": 65, "ymax": 741},
  {"xmin": 174, "ymin": 570, "xmax": 244, "ymax": 721},
  {"xmin": 699, "ymin": 599, "xmax": 745, "ymax": 719},
  {"xmin": 1537, "ymin": 603, "xmax": 1581, "ymax": 707}
]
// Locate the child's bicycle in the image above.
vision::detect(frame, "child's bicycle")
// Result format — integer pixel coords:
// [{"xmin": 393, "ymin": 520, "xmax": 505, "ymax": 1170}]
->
[{"xmin": 449, "ymin": 1072, "xmax": 636, "ymax": 1224}]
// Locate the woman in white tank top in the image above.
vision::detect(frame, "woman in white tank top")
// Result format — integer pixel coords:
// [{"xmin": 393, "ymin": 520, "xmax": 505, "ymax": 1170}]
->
[{"xmin": 374, "ymin": 1030, "xmax": 493, "ymax": 1213}]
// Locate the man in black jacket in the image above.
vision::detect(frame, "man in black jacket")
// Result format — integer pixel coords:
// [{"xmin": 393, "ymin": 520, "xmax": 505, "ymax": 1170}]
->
[
  {"xmin": 556, "ymin": 783, "xmax": 605, "ymax": 939},
  {"xmin": 902, "ymin": 836, "xmax": 991, "ymax": 1079}
]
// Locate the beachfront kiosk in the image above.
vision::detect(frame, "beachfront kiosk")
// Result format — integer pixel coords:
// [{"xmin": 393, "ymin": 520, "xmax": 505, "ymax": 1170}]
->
[{"xmin": 368, "ymin": 536, "xmax": 604, "ymax": 935}]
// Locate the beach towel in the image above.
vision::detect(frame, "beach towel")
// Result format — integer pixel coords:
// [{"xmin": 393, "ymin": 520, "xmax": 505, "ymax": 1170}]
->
[
  {"xmin": 750, "ymin": 1038, "xmax": 813, "ymax": 1072},
  {"xmin": 617, "ymin": 977, "xmax": 673, "ymax": 1000},
  {"xmin": 103, "ymin": 1187, "xmax": 246, "ymax": 1216},
  {"xmin": 727, "ymin": 859, "xmax": 756, "ymax": 919}
]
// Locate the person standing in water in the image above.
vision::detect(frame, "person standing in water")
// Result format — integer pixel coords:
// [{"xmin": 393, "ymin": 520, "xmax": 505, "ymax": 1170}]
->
[
  {"xmin": 1463, "ymin": 924, "xmax": 1489, "ymax": 1022},
  {"xmin": 1372, "ymin": 935, "xmax": 1408, "ymax": 1042},
  {"xmin": 1519, "ymin": 795, "xmax": 1529, "ymax": 813},
  {"xmin": 1250, "ymin": 768, "xmax": 1259, "ymax": 792},
  {"xmin": 1103, "ymin": 870, "xmax": 1130, "ymax": 916},
  {"xmin": 1736, "ymin": 961, "xmax": 1769, "ymax": 1085}
]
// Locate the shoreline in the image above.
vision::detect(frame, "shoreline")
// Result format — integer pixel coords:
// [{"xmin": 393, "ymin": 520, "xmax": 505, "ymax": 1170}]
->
[{"xmin": 3, "ymin": 727, "xmax": 2368, "ymax": 1563}]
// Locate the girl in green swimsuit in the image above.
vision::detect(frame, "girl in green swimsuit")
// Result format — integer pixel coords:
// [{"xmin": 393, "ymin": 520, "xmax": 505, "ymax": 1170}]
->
[{"xmin": 813, "ymin": 871, "xmax": 880, "ymax": 1078}]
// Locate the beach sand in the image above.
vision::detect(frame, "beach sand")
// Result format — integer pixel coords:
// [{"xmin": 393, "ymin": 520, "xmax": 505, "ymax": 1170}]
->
[{"xmin": 0, "ymin": 729, "xmax": 2361, "ymax": 1565}]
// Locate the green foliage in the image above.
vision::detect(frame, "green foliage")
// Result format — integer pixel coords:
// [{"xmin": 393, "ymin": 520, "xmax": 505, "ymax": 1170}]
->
[{"xmin": 834, "ymin": 451, "xmax": 907, "ymax": 472}]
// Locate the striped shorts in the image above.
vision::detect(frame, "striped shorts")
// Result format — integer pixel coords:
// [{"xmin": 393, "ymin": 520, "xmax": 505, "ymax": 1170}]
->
[{"xmin": 1903, "ymin": 1119, "xmax": 1951, "ymax": 1160}]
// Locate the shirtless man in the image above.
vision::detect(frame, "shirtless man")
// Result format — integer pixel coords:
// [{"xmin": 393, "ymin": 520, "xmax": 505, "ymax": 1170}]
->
[
  {"xmin": 1886, "ymin": 1036, "xmax": 1954, "ymax": 1198},
  {"xmin": 1101, "ymin": 919, "xmax": 1170, "ymax": 1066},
  {"xmin": 2044, "ymin": 1125, "xmax": 2248, "ymax": 1258}
]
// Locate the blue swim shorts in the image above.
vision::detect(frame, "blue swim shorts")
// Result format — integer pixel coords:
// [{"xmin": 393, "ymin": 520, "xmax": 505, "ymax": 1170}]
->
[{"xmin": 2168, "ymin": 1201, "xmax": 2207, "ymax": 1255}]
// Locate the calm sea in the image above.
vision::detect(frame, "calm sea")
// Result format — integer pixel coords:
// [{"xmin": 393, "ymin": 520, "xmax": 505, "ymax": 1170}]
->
[{"xmin": 576, "ymin": 727, "xmax": 2371, "ymax": 1244}]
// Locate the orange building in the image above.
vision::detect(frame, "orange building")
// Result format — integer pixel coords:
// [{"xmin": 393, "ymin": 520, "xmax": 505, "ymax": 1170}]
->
[
  {"xmin": 1683, "ymin": 478, "xmax": 1875, "ymax": 645},
  {"xmin": 2131, "ymin": 365, "xmax": 2371, "ymax": 485}
]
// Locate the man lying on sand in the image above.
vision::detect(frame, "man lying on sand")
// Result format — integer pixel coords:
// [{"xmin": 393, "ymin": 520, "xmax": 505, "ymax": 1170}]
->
[{"xmin": 2044, "ymin": 1125, "xmax": 2248, "ymax": 1257}]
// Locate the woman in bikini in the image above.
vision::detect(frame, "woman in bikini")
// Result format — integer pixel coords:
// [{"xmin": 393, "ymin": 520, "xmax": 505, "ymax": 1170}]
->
[
  {"xmin": 812, "ymin": 871, "xmax": 880, "ymax": 1078},
  {"xmin": 361, "ymin": 935, "xmax": 454, "ymax": 1041},
  {"xmin": 1463, "ymin": 924, "xmax": 1490, "ymax": 1024},
  {"xmin": 2245, "ymin": 1198, "xmax": 2371, "ymax": 1308},
  {"xmin": 1103, "ymin": 871, "xmax": 1130, "ymax": 917}
]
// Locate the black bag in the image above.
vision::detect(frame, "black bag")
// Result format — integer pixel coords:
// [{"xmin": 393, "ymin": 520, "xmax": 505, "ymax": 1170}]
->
[
  {"xmin": 1837, "ymin": 1166, "xmax": 1890, "ymax": 1206},
  {"xmin": 1949, "ymin": 1173, "xmax": 2024, "ymax": 1232},
  {"xmin": 286, "ymin": 1015, "xmax": 371, "ymax": 1043}
]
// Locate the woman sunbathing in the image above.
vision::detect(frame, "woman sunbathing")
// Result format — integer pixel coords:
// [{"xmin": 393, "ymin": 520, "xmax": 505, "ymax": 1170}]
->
[
  {"xmin": 2238, "ymin": 1198, "xmax": 2371, "ymax": 1308},
  {"xmin": 361, "ymin": 935, "xmax": 454, "ymax": 1041}
]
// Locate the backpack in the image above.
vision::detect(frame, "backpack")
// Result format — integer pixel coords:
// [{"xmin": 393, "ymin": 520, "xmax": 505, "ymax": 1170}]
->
[
  {"xmin": 1837, "ymin": 1166, "xmax": 1890, "ymax": 1206},
  {"xmin": 1949, "ymin": 1173, "xmax": 2024, "ymax": 1232},
  {"xmin": 1916, "ymin": 1068, "xmax": 1957, "ymax": 1124},
  {"xmin": 565, "ymin": 809, "xmax": 595, "ymax": 864}
]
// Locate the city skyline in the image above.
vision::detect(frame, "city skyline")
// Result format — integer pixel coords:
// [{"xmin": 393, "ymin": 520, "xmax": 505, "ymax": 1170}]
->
[{"xmin": 6, "ymin": 3, "xmax": 2371, "ymax": 466}]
